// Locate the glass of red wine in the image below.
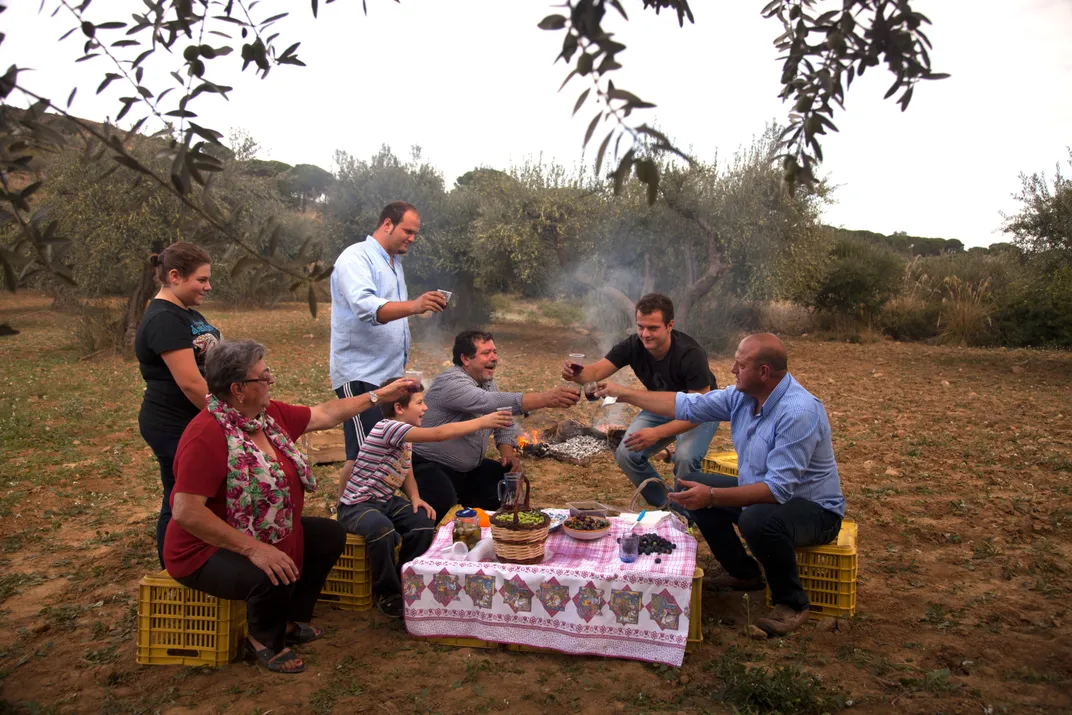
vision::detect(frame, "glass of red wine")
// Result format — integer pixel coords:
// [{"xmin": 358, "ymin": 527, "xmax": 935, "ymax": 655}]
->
[
  {"xmin": 568, "ymin": 353, "xmax": 585, "ymax": 378},
  {"xmin": 583, "ymin": 382, "xmax": 599, "ymax": 402},
  {"xmin": 403, "ymin": 370, "xmax": 423, "ymax": 393}
]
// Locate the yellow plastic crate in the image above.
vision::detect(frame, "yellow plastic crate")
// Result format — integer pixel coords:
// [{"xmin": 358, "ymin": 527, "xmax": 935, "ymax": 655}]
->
[
  {"xmin": 136, "ymin": 571, "xmax": 246, "ymax": 667},
  {"xmin": 427, "ymin": 636, "xmax": 501, "ymax": 649},
  {"xmin": 766, "ymin": 518, "xmax": 858, "ymax": 620},
  {"xmin": 687, "ymin": 566, "xmax": 703, "ymax": 651},
  {"xmin": 702, "ymin": 450, "xmax": 738, "ymax": 477},
  {"xmin": 318, "ymin": 533, "xmax": 373, "ymax": 611}
]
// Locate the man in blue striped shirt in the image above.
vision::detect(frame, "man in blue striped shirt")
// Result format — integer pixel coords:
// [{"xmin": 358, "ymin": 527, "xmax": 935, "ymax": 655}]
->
[
  {"xmin": 598, "ymin": 333, "xmax": 844, "ymax": 636},
  {"xmin": 330, "ymin": 201, "xmax": 449, "ymax": 490}
]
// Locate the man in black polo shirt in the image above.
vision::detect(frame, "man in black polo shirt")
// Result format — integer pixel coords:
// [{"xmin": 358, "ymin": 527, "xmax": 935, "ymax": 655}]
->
[{"xmin": 563, "ymin": 293, "xmax": 718, "ymax": 507}]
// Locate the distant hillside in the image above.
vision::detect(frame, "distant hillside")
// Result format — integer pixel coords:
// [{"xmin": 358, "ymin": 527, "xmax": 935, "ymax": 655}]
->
[{"xmin": 824, "ymin": 226, "xmax": 965, "ymax": 256}]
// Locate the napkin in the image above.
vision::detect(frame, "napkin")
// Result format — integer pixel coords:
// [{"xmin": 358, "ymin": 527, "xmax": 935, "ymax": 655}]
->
[
  {"xmin": 466, "ymin": 538, "xmax": 496, "ymax": 562},
  {"xmin": 619, "ymin": 511, "xmax": 671, "ymax": 527}
]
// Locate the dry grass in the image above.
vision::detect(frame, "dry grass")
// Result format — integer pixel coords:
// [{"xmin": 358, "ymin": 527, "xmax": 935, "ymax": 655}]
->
[{"xmin": 938, "ymin": 276, "xmax": 993, "ymax": 346}]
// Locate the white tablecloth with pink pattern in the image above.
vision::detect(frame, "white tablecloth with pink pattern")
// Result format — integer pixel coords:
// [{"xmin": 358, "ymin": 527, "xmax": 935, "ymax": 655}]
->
[{"xmin": 402, "ymin": 516, "xmax": 697, "ymax": 666}]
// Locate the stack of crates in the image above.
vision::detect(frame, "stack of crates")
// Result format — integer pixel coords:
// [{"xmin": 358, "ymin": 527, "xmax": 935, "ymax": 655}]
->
[
  {"xmin": 766, "ymin": 518, "xmax": 858, "ymax": 620},
  {"xmin": 318, "ymin": 533, "xmax": 374, "ymax": 611},
  {"xmin": 702, "ymin": 450, "xmax": 738, "ymax": 478},
  {"xmin": 136, "ymin": 571, "xmax": 246, "ymax": 666}
]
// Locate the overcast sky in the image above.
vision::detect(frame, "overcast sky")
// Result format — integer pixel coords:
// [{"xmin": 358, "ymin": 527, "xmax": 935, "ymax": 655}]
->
[{"xmin": 3, "ymin": 0, "xmax": 1071, "ymax": 248}]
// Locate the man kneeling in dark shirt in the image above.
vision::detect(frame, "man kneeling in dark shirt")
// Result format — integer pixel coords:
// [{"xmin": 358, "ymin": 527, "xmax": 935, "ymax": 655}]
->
[{"xmin": 565, "ymin": 293, "xmax": 718, "ymax": 508}]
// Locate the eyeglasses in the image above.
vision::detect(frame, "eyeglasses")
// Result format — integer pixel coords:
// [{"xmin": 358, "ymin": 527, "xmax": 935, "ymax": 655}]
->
[{"xmin": 241, "ymin": 370, "xmax": 275, "ymax": 385}]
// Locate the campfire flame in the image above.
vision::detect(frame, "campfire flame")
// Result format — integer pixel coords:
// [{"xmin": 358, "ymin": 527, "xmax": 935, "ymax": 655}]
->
[{"xmin": 516, "ymin": 428, "xmax": 542, "ymax": 450}]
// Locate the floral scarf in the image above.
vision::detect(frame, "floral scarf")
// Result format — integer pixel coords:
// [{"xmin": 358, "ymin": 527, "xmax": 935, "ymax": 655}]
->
[{"xmin": 207, "ymin": 395, "xmax": 317, "ymax": 545}]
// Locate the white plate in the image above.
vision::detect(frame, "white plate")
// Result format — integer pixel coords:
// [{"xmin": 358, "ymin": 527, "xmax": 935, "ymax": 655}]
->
[{"xmin": 544, "ymin": 509, "xmax": 569, "ymax": 531}]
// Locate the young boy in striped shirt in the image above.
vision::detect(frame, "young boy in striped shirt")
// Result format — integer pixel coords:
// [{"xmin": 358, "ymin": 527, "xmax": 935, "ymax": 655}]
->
[{"xmin": 337, "ymin": 377, "xmax": 512, "ymax": 618}]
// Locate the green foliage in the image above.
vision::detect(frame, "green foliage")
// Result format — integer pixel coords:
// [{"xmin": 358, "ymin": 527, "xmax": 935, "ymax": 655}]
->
[
  {"xmin": 278, "ymin": 164, "xmax": 334, "ymax": 212},
  {"xmin": 1002, "ymin": 147, "xmax": 1072, "ymax": 255},
  {"xmin": 993, "ymin": 256, "xmax": 1072, "ymax": 347},
  {"xmin": 540, "ymin": 0, "xmax": 945, "ymax": 201},
  {"xmin": 826, "ymin": 227, "xmax": 964, "ymax": 257},
  {"xmin": 709, "ymin": 646, "xmax": 844, "ymax": 715},
  {"xmin": 812, "ymin": 238, "xmax": 903, "ymax": 319}
]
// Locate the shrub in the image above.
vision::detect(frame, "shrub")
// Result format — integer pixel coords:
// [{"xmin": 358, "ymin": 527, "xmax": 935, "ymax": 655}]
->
[
  {"xmin": 758, "ymin": 300, "xmax": 816, "ymax": 336},
  {"xmin": 993, "ymin": 259, "xmax": 1072, "ymax": 347},
  {"xmin": 812, "ymin": 238, "xmax": 903, "ymax": 320},
  {"xmin": 73, "ymin": 302, "xmax": 127, "ymax": 356},
  {"xmin": 938, "ymin": 276, "xmax": 993, "ymax": 346},
  {"xmin": 879, "ymin": 295, "xmax": 941, "ymax": 341},
  {"xmin": 687, "ymin": 294, "xmax": 762, "ymax": 355}
]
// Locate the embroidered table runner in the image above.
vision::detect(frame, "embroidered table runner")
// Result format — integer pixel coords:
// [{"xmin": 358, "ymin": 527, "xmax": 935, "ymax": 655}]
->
[{"xmin": 402, "ymin": 516, "xmax": 697, "ymax": 666}]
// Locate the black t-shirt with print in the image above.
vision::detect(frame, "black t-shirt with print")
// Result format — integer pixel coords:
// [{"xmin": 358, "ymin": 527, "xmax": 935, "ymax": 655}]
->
[
  {"xmin": 605, "ymin": 330, "xmax": 717, "ymax": 393},
  {"xmin": 135, "ymin": 299, "xmax": 221, "ymax": 433}
]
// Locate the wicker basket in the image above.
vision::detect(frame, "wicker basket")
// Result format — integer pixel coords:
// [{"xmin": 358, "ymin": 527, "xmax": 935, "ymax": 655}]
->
[{"xmin": 490, "ymin": 474, "xmax": 550, "ymax": 564}]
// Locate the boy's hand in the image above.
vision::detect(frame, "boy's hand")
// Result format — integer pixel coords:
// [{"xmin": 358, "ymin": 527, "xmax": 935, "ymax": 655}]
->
[
  {"xmin": 412, "ymin": 498, "xmax": 436, "ymax": 521},
  {"xmin": 479, "ymin": 411, "xmax": 514, "ymax": 429}
]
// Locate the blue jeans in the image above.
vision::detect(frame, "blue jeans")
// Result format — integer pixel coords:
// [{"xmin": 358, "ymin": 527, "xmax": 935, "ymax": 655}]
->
[{"xmin": 615, "ymin": 411, "xmax": 718, "ymax": 507}]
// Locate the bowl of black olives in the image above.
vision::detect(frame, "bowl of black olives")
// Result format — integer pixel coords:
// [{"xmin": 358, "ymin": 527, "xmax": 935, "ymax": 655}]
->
[{"xmin": 562, "ymin": 515, "xmax": 611, "ymax": 541}]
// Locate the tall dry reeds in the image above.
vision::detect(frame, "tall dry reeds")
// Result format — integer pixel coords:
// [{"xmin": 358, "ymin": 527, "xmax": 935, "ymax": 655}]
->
[{"xmin": 938, "ymin": 276, "xmax": 993, "ymax": 346}]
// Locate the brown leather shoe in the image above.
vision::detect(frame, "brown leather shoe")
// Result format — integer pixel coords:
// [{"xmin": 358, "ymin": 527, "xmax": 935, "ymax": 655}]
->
[
  {"xmin": 755, "ymin": 604, "xmax": 810, "ymax": 636},
  {"xmin": 703, "ymin": 571, "xmax": 766, "ymax": 591}
]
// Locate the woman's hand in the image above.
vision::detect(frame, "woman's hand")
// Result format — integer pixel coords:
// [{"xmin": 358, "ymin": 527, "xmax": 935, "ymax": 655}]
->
[
  {"xmin": 247, "ymin": 542, "xmax": 300, "ymax": 586},
  {"xmin": 412, "ymin": 498, "xmax": 436, "ymax": 521}
]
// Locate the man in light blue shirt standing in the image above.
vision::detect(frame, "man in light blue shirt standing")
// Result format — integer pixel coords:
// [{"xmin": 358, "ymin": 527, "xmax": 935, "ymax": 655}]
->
[
  {"xmin": 330, "ymin": 201, "xmax": 447, "ymax": 485},
  {"xmin": 598, "ymin": 333, "xmax": 845, "ymax": 637}
]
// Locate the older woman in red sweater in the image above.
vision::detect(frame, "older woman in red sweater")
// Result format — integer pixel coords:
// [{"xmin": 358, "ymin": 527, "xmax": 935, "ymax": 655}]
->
[{"xmin": 164, "ymin": 339, "xmax": 414, "ymax": 674}]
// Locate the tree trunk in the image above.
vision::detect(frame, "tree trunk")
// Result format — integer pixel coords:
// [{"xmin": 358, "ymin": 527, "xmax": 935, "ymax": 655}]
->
[
  {"xmin": 642, "ymin": 254, "xmax": 655, "ymax": 296},
  {"xmin": 122, "ymin": 247, "xmax": 160, "ymax": 345},
  {"xmin": 573, "ymin": 269, "xmax": 635, "ymax": 325},
  {"xmin": 676, "ymin": 232, "xmax": 729, "ymax": 326},
  {"xmin": 661, "ymin": 190, "xmax": 730, "ymax": 328}
]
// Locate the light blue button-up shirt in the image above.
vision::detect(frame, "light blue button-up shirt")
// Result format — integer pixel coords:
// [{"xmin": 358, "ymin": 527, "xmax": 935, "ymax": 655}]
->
[
  {"xmin": 675, "ymin": 374, "xmax": 845, "ymax": 516},
  {"xmin": 330, "ymin": 236, "xmax": 409, "ymax": 389}
]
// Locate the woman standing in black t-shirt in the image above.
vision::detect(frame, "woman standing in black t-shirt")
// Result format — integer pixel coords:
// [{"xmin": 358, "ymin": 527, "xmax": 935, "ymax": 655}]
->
[{"xmin": 134, "ymin": 242, "xmax": 220, "ymax": 566}]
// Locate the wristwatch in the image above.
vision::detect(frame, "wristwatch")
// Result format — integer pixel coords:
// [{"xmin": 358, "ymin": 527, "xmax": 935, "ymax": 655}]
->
[{"xmin": 368, "ymin": 390, "xmax": 379, "ymax": 404}]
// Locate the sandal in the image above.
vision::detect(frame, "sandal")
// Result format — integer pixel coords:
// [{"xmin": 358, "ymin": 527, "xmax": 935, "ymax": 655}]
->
[
  {"xmin": 285, "ymin": 622, "xmax": 324, "ymax": 646},
  {"xmin": 247, "ymin": 642, "xmax": 306, "ymax": 674}
]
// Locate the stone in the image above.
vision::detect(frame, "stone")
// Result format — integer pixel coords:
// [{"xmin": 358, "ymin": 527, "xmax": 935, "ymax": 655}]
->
[
  {"xmin": 816, "ymin": 617, "xmax": 837, "ymax": 632},
  {"xmin": 747, "ymin": 625, "xmax": 768, "ymax": 640},
  {"xmin": 679, "ymin": 675, "xmax": 690, "ymax": 686},
  {"xmin": 884, "ymin": 467, "xmax": 901, "ymax": 477}
]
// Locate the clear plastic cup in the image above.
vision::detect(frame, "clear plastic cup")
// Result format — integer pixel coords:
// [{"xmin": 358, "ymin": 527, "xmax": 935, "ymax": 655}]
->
[
  {"xmin": 403, "ymin": 370, "xmax": 423, "ymax": 393},
  {"xmin": 567, "ymin": 353, "xmax": 585, "ymax": 378},
  {"xmin": 438, "ymin": 289, "xmax": 453, "ymax": 305},
  {"xmin": 619, "ymin": 532, "xmax": 639, "ymax": 563}
]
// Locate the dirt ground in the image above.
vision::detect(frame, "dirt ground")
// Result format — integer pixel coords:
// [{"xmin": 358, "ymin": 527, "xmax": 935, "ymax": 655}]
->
[{"xmin": 1, "ymin": 294, "xmax": 1070, "ymax": 714}]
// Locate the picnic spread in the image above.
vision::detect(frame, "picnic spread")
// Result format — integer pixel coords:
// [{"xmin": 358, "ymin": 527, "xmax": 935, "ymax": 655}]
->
[{"xmin": 401, "ymin": 510, "xmax": 698, "ymax": 667}]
